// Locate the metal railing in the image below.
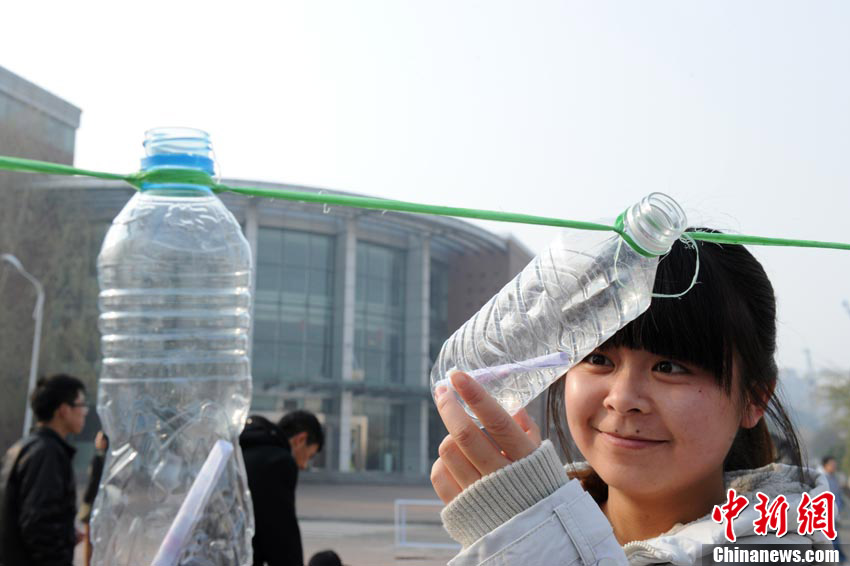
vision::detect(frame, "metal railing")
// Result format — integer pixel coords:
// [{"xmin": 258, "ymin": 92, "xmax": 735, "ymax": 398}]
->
[{"xmin": 394, "ymin": 498, "xmax": 461, "ymax": 550}]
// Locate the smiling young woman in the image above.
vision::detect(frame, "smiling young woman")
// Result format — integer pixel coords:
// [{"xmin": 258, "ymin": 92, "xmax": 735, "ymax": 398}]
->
[{"xmin": 432, "ymin": 230, "xmax": 829, "ymax": 566}]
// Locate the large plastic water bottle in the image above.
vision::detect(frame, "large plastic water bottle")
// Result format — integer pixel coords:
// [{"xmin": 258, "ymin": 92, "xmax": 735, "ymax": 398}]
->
[
  {"xmin": 431, "ymin": 193, "xmax": 687, "ymax": 417},
  {"xmin": 92, "ymin": 128, "xmax": 254, "ymax": 566}
]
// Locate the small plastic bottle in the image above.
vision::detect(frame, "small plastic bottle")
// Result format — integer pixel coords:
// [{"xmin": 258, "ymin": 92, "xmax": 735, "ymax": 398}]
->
[
  {"xmin": 430, "ymin": 192, "xmax": 687, "ymax": 417},
  {"xmin": 92, "ymin": 128, "xmax": 254, "ymax": 566}
]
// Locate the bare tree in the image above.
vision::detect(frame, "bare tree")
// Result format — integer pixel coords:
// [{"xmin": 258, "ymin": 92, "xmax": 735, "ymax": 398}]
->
[
  {"xmin": 0, "ymin": 176, "xmax": 104, "ymax": 451},
  {"xmin": 815, "ymin": 368, "xmax": 850, "ymax": 471}
]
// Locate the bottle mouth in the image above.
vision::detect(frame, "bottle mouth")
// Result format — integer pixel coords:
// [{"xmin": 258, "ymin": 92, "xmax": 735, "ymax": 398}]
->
[
  {"xmin": 143, "ymin": 127, "xmax": 213, "ymax": 157},
  {"xmin": 623, "ymin": 193, "xmax": 687, "ymax": 256},
  {"xmin": 141, "ymin": 127, "xmax": 216, "ymax": 176}
]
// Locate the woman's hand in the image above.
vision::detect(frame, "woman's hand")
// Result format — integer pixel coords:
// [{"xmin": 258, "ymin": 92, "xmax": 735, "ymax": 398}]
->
[{"xmin": 431, "ymin": 371, "xmax": 542, "ymax": 504}]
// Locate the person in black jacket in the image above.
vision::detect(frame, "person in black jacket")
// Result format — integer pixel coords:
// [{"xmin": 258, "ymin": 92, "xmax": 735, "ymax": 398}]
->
[
  {"xmin": 78, "ymin": 431, "xmax": 107, "ymax": 566},
  {"xmin": 240, "ymin": 410, "xmax": 324, "ymax": 566},
  {"xmin": 0, "ymin": 374, "xmax": 88, "ymax": 566}
]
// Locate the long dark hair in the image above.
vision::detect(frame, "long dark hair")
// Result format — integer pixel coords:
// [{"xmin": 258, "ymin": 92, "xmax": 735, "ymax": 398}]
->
[{"xmin": 546, "ymin": 228, "xmax": 805, "ymax": 491}]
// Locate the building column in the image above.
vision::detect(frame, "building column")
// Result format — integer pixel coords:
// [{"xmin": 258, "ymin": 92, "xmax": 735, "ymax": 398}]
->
[
  {"xmin": 335, "ymin": 218, "xmax": 357, "ymax": 472},
  {"xmin": 403, "ymin": 236, "xmax": 430, "ymax": 475}
]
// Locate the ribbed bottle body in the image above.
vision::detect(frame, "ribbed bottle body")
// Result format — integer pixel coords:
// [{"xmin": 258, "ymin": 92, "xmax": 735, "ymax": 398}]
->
[
  {"xmin": 431, "ymin": 228, "xmax": 658, "ymax": 416},
  {"xmin": 92, "ymin": 191, "xmax": 254, "ymax": 566}
]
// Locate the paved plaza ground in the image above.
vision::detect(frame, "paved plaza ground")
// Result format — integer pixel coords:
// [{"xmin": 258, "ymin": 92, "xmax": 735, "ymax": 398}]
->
[
  {"xmin": 298, "ymin": 482, "xmax": 458, "ymax": 566},
  {"xmin": 74, "ymin": 482, "xmax": 850, "ymax": 565}
]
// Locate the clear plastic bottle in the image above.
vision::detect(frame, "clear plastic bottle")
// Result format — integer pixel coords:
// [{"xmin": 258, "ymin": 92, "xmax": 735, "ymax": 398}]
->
[
  {"xmin": 430, "ymin": 193, "xmax": 687, "ymax": 417},
  {"xmin": 92, "ymin": 128, "xmax": 254, "ymax": 566}
]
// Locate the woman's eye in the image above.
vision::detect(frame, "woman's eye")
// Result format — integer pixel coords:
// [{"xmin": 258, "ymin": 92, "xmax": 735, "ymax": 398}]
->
[
  {"xmin": 654, "ymin": 360, "xmax": 688, "ymax": 374},
  {"xmin": 584, "ymin": 353, "xmax": 612, "ymax": 366}
]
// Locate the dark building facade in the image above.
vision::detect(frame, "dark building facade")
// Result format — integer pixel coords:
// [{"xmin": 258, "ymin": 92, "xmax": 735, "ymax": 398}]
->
[
  {"xmin": 0, "ymin": 65, "xmax": 83, "ymax": 455},
  {"xmin": 0, "ymin": 65, "xmax": 540, "ymax": 482}
]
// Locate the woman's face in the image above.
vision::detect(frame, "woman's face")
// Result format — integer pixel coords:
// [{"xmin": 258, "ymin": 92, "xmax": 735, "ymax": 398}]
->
[{"xmin": 565, "ymin": 346, "xmax": 762, "ymax": 499}]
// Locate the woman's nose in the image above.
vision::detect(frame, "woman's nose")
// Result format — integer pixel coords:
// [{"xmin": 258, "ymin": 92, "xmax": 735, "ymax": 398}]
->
[{"xmin": 602, "ymin": 366, "xmax": 651, "ymax": 414}]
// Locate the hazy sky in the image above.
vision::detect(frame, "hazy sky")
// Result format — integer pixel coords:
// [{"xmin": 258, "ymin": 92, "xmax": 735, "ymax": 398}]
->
[{"xmin": 3, "ymin": 1, "xmax": 849, "ymax": 373}]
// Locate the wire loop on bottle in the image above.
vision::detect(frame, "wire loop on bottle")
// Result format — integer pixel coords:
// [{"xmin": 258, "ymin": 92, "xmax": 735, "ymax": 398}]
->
[{"xmin": 651, "ymin": 233, "xmax": 700, "ymax": 299}]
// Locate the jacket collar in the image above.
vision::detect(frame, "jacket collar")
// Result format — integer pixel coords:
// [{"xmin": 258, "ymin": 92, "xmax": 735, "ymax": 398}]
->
[{"xmin": 34, "ymin": 426, "xmax": 76, "ymax": 458}]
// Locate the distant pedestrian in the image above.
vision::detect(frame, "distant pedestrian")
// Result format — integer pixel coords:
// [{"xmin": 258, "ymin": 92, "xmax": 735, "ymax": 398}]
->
[
  {"xmin": 0, "ymin": 374, "xmax": 89, "ymax": 566},
  {"xmin": 240, "ymin": 410, "xmax": 324, "ymax": 566},
  {"xmin": 308, "ymin": 549, "xmax": 344, "ymax": 566},
  {"xmin": 78, "ymin": 431, "xmax": 108, "ymax": 566},
  {"xmin": 822, "ymin": 455, "xmax": 846, "ymax": 562}
]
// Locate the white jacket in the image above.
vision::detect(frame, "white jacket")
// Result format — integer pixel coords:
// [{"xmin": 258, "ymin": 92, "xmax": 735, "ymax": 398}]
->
[{"xmin": 442, "ymin": 441, "xmax": 832, "ymax": 566}]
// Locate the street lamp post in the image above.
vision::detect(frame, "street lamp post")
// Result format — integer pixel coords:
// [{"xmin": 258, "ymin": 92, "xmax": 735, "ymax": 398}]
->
[{"xmin": 1, "ymin": 254, "xmax": 45, "ymax": 436}]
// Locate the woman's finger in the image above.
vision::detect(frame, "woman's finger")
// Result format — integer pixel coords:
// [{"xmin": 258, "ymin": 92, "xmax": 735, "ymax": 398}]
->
[
  {"xmin": 513, "ymin": 408, "xmax": 542, "ymax": 445},
  {"xmin": 435, "ymin": 383, "xmax": 510, "ymax": 475},
  {"xmin": 438, "ymin": 435, "xmax": 482, "ymax": 489},
  {"xmin": 450, "ymin": 371, "xmax": 538, "ymax": 462},
  {"xmin": 431, "ymin": 458, "xmax": 463, "ymax": 504}
]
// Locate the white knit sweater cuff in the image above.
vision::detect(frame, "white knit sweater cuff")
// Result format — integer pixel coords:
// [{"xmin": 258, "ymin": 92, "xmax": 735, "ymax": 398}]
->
[{"xmin": 440, "ymin": 439, "xmax": 567, "ymax": 548}]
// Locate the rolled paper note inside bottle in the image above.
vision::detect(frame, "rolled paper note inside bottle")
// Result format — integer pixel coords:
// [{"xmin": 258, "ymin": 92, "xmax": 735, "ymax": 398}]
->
[
  {"xmin": 434, "ymin": 351, "xmax": 572, "ymax": 395},
  {"xmin": 150, "ymin": 440, "xmax": 234, "ymax": 566}
]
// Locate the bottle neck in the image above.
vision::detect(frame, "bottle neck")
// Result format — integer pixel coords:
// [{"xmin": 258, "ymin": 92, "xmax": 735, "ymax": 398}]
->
[
  {"xmin": 139, "ymin": 184, "xmax": 213, "ymax": 196},
  {"xmin": 139, "ymin": 161, "xmax": 215, "ymax": 195},
  {"xmin": 619, "ymin": 193, "xmax": 687, "ymax": 256},
  {"xmin": 140, "ymin": 128, "xmax": 216, "ymax": 195}
]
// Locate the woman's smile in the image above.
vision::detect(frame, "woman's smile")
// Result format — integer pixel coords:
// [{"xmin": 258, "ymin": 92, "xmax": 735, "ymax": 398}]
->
[{"xmin": 596, "ymin": 429, "xmax": 669, "ymax": 450}]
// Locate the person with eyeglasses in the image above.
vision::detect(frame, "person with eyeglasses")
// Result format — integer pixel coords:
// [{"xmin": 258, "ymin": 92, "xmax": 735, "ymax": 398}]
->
[{"xmin": 0, "ymin": 374, "xmax": 89, "ymax": 566}]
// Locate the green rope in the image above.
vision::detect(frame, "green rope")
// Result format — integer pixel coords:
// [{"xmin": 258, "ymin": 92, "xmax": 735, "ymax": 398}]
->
[
  {"xmin": 216, "ymin": 181, "xmax": 615, "ymax": 232},
  {"xmin": 2, "ymin": 154, "xmax": 849, "ymax": 252},
  {"xmin": 0, "ymin": 155, "xmax": 128, "ymax": 182}
]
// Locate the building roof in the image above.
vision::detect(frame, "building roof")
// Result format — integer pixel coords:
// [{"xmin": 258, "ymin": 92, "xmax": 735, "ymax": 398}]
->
[{"xmin": 0, "ymin": 65, "xmax": 81, "ymax": 129}]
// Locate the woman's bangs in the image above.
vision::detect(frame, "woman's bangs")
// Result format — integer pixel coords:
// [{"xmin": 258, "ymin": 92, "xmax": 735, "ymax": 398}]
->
[{"xmin": 602, "ymin": 238, "xmax": 733, "ymax": 387}]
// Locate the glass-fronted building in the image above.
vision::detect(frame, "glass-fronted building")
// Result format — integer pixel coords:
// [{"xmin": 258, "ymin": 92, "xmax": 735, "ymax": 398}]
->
[
  {"xmin": 12, "ymin": 177, "xmax": 536, "ymax": 481},
  {"xmin": 0, "ymin": 64, "xmax": 538, "ymax": 481}
]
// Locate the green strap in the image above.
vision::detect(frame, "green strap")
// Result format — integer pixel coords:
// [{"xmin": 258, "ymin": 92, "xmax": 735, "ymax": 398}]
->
[
  {"xmin": 2, "ymin": 154, "xmax": 849, "ymax": 252},
  {"xmin": 0, "ymin": 155, "xmax": 128, "ymax": 182},
  {"xmin": 681, "ymin": 231, "xmax": 850, "ymax": 251},
  {"xmin": 613, "ymin": 213, "xmax": 655, "ymax": 257}
]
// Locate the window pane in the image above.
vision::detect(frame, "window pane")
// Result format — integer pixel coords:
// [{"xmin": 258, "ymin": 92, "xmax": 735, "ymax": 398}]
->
[
  {"xmin": 367, "ymin": 279, "xmax": 385, "ymax": 305},
  {"xmin": 281, "ymin": 269, "xmax": 307, "ymax": 295},
  {"xmin": 306, "ymin": 319, "xmax": 328, "ymax": 344},
  {"xmin": 257, "ymin": 228, "xmax": 283, "ymax": 265},
  {"xmin": 365, "ymin": 350, "xmax": 383, "ymax": 382},
  {"xmin": 280, "ymin": 343, "xmax": 304, "ymax": 380},
  {"xmin": 253, "ymin": 341, "xmax": 278, "ymax": 380},
  {"xmin": 251, "ymin": 231, "xmax": 336, "ymax": 413},
  {"xmin": 355, "ymin": 273, "xmax": 368, "ymax": 305},
  {"xmin": 254, "ymin": 318, "xmax": 278, "ymax": 342},
  {"xmin": 429, "ymin": 260, "xmax": 450, "ymax": 363},
  {"xmin": 283, "ymin": 232, "xmax": 309, "ymax": 267},
  {"xmin": 280, "ymin": 319, "xmax": 303, "ymax": 343},
  {"xmin": 305, "ymin": 344, "xmax": 328, "ymax": 379},
  {"xmin": 256, "ymin": 263, "xmax": 281, "ymax": 292},
  {"xmin": 310, "ymin": 236, "xmax": 331, "ymax": 268},
  {"xmin": 391, "ymin": 278, "xmax": 403, "ymax": 307},
  {"xmin": 389, "ymin": 333, "xmax": 402, "ymax": 381},
  {"xmin": 356, "ymin": 401, "xmax": 404, "ymax": 472},
  {"xmin": 370, "ymin": 248, "xmax": 389, "ymax": 277},
  {"xmin": 308, "ymin": 269, "xmax": 329, "ymax": 298},
  {"xmin": 354, "ymin": 242, "xmax": 406, "ymax": 385}
]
